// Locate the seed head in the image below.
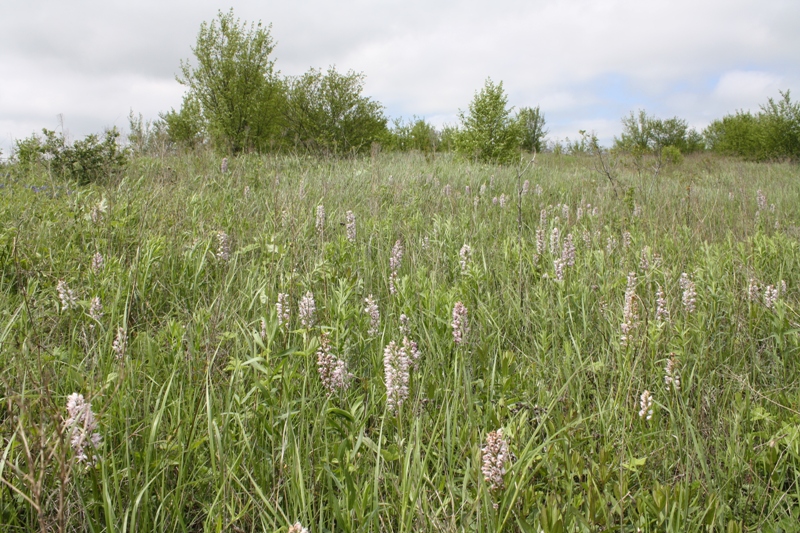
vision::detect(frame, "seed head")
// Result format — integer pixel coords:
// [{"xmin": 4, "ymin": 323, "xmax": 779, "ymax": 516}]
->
[
  {"xmin": 315, "ymin": 205, "xmax": 325, "ymax": 234},
  {"xmin": 112, "ymin": 327, "xmax": 127, "ymax": 360}
]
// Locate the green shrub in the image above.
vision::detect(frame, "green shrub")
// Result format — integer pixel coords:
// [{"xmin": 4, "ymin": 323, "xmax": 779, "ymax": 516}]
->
[
  {"xmin": 12, "ymin": 128, "xmax": 128, "ymax": 184},
  {"xmin": 455, "ymin": 78, "xmax": 522, "ymax": 164}
]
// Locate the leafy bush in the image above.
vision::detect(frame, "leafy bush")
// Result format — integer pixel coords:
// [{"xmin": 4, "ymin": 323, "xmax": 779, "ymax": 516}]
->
[
  {"xmin": 615, "ymin": 110, "xmax": 703, "ymax": 156},
  {"xmin": 455, "ymin": 78, "xmax": 521, "ymax": 164},
  {"xmin": 12, "ymin": 128, "xmax": 128, "ymax": 184},
  {"xmin": 387, "ymin": 117, "xmax": 440, "ymax": 153},
  {"xmin": 175, "ymin": 9, "xmax": 284, "ymax": 153},
  {"xmin": 706, "ymin": 91, "xmax": 800, "ymax": 161},
  {"xmin": 283, "ymin": 67, "xmax": 387, "ymax": 155},
  {"xmin": 516, "ymin": 105, "xmax": 548, "ymax": 153}
]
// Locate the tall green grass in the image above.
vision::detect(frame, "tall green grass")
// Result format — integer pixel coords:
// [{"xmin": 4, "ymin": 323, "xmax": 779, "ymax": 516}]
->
[{"xmin": 1, "ymin": 152, "xmax": 799, "ymax": 532}]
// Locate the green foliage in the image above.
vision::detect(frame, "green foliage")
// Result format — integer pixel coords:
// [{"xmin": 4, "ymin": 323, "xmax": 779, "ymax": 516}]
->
[
  {"xmin": 387, "ymin": 117, "xmax": 440, "ymax": 153},
  {"xmin": 177, "ymin": 9, "xmax": 284, "ymax": 153},
  {"xmin": 283, "ymin": 67, "xmax": 387, "ymax": 155},
  {"xmin": 161, "ymin": 94, "xmax": 205, "ymax": 150},
  {"xmin": 13, "ymin": 128, "xmax": 128, "ymax": 184},
  {"xmin": 127, "ymin": 111, "xmax": 170, "ymax": 156},
  {"xmin": 615, "ymin": 110, "xmax": 703, "ymax": 156},
  {"xmin": 516, "ymin": 105, "xmax": 548, "ymax": 153},
  {"xmin": 706, "ymin": 91, "xmax": 800, "ymax": 161},
  {"xmin": 455, "ymin": 78, "xmax": 522, "ymax": 164}
]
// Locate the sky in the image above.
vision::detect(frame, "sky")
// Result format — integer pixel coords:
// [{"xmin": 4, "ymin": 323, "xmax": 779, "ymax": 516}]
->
[{"xmin": 1, "ymin": 0, "xmax": 798, "ymax": 156}]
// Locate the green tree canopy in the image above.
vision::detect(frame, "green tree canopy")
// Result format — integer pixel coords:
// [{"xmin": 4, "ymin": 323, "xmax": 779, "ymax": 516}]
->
[
  {"xmin": 283, "ymin": 67, "xmax": 387, "ymax": 155},
  {"xmin": 176, "ymin": 9, "xmax": 284, "ymax": 153},
  {"xmin": 455, "ymin": 78, "xmax": 521, "ymax": 164},
  {"xmin": 516, "ymin": 106, "xmax": 548, "ymax": 153}
]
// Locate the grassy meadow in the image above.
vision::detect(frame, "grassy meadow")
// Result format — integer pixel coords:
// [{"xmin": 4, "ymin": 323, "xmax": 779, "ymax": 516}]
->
[{"xmin": 1, "ymin": 151, "xmax": 800, "ymax": 532}]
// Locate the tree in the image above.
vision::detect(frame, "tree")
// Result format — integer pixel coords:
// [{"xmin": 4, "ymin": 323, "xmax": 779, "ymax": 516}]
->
[
  {"xmin": 516, "ymin": 106, "xmax": 548, "ymax": 153},
  {"xmin": 283, "ymin": 67, "xmax": 387, "ymax": 155},
  {"xmin": 704, "ymin": 91, "xmax": 800, "ymax": 161},
  {"xmin": 176, "ymin": 9, "xmax": 284, "ymax": 153},
  {"xmin": 615, "ymin": 110, "xmax": 702, "ymax": 156},
  {"xmin": 455, "ymin": 78, "xmax": 521, "ymax": 164}
]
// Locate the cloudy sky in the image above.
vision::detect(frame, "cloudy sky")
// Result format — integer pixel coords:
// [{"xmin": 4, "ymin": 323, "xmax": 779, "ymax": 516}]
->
[{"xmin": 1, "ymin": 0, "xmax": 798, "ymax": 156}]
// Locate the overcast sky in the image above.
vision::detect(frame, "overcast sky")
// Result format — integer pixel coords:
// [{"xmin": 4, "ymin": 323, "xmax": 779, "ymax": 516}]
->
[{"xmin": 1, "ymin": 0, "xmax": 798, "ymax": 156}]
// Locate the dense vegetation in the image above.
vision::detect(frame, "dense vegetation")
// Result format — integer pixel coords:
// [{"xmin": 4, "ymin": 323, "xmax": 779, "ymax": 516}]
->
[{"xmin": 1, "ymin": 148, "xmax": 800, "ymax": 531}]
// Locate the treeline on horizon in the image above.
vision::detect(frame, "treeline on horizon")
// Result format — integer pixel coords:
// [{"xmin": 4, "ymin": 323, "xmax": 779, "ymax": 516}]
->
[{"xmin": 5, "ymin": 8, "xmax": 800, "ymax": 183}]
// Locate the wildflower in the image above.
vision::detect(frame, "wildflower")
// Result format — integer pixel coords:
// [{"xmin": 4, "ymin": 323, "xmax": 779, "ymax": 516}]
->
[
  {"xmin": 317, "ymin": 332, "xmax": 351, "ymax": 395},
  {"xmin": 473, "ymin": 196, "xmax": 479, "ymax": 208},
  {"xmin": 664, "ymin": 354, "xmax": 680, "ymax": 392},
  {"xmin": 561, "ymin": 233, "xmax": 576, "ymax": 267},
  {"xmin": 482, "ymin": 429, "xmax": 510, "ymax": 492},
  {"xmin": 576, "ymin": 206, "xmax": 583, "ymax": 221},
  {"xmin": 220, "ymin": 157, "xmax": 228, "ymax": 173},
  {"xmin": 403, "ymin": 336, "xmax": 421, "ymax": 370},
  {"xmin": 91, "ymin": 252, "xmax": 104, "ymax": 273},
  {"xmin": 638, "ymin": 390, "xmax": 653, "ymax": 420},
  {"xmin": 65, "ymin": 393, "xmax": 102, "ymax": 463},
  {"xmin": 315, "ymin": 205, "xmax": 325, "ymax": 234},
  {"xmin": 492, "ymin": 196, "xmax": 498, "ymax": 205},
  {"xmin": 276, "ymin": 293, "xmax": 290, "ymax": 328},
  {"xmin": 443, "ymin": 184, "xmax": 452, "ymax": 196},
  {"xmin": 465, "ymin": 185, "xmax": 471, "ymax": 196},
  {"xmin": 451, "ymin": 302, "xmax": 469, "ymax": 345},
  {"xmin": 243, "ymin": 185, "xmax": 250, "ymax": 198},
  {"xmin": 216, "ymin": 231, "xmax": 230, "ymax": 261},
  {"xmin": 639, "ymin": 247, "xmax": 650, "ymax": 271},
  {"xmin": 679, "ymin": 273, "xmax": 696, "ymax": 313},
  {"xmin": 260, "ymin": 318, "xmax": 267, "ymax": 340},
  {"xmin": 399, "ymin": 313, "xmax": 410, "ymax": 336},
  {"xmin": 764, "ymin": 285, "xmax": 779, "ymax": 309},
  {"xmin": 553, "ymin": 258, "xmax": 565, "ymax": 281},
  {"xmin": 459, "ymin": 244, "xmax": 472, "ymax": 274},
  {"xmin": 539, "ymin": 208, "xmax": 547, "ymax": 228},
  {"xmin": 582, "ymin": 230, "xmax": 591, "ymax": 248},
  {"xmin": 89, "ymin": 296, "xmax": 103, "ymax": 327},
  {"xmin": 606, "ymin": 236, "xmax": 617, "ymax": 256},
  {"xmin": 756, "ymin": 189, "xmax": 767, "ymax": 211},
  {"xmin": 112, "ymin": 327, "xmax": 127, "ymax": 359},
  {"xmin": 364, "ymin": 295, "xmax": 380, "ymax": 336},
  {"xmin": 592, "ymin": 206, "xmax": 600, "ymax": 217},
  {"xmin": 384, "ymin": 340, "xmax": 410, "ymax": 413},
  {"xmin": 748, "ymin": 278, "xmax": 760, "ymax": 301},
  {"xmin": 288, "ymin": 523, "xmax": 309, "ymax": 533},
  {"xmin": 729, "ymin": 191, "xmax": 735, "ymax": 201},
  {"xmin": 534, "ymin": 183, "xmax": 543, "ymax": 196},
  {"xmin": 57, "ymin": 280, "xmax": 77, "ymax": 311},
  {"xmin": 633, "ymin": 204, "xmax": 642, "ymax": 217},
  {"xmin": 561, "ymin": 203, "xmax": 569, "ymax": 221},
  {"xmin": 498, "ymin": 194, "xmax": 508, "ymax": 208},
  {"xmin": 621, "ymin": 272, "xmax": 638, "ymax": 347},
  {"xmin": 549, "ymin": 227, "xmax": 560, "ymax": 255},
  {"xmin": 522, "ymin": 180, "xmax": 530, "ymax": 195},
  {"xmin": 299, "ymin": 291, "xmax": 316, "ymax": 329},
  {"xmin": 655, "ymin": 286, "xmax": 669, "ymax": 324},
  {"xmin": 780, "ymin": 280, "xmax": 787, "ymax": 294},
  {"xmin": 345, "ymin": 210, "xmax": 356, "ymax": 242},
  {"xmin": 389, "ymin": 240, "xmax": 403, "ymax": 295},
  {"xmin": 622, "ymin": 231, "xmax": 632, "ymax": 248},
  {"xmin": 535, "ymin": 228, "xmax": 545, "ymax": 257}
]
